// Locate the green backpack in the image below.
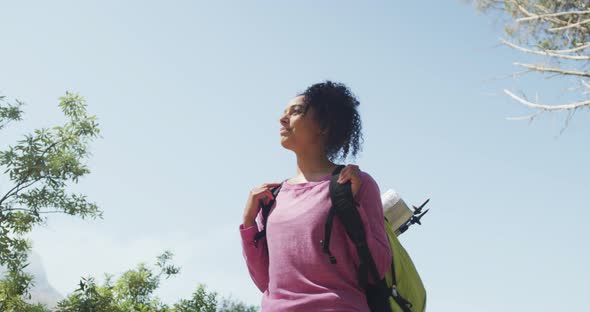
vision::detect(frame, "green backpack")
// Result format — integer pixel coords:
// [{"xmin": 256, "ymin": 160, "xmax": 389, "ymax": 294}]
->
[{"xmin": 323, "ymin": 165, "xmax": 427, "ymax": 312}]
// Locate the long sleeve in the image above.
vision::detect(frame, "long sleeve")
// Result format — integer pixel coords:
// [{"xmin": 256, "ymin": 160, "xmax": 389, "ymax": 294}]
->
[
  {"xmin": 355, "ymin": 172, "xmax": 393, "ymax": 282},
  {"xmin": 242, "ymin": 173, "xmax": 391, "ymax": 311},
  {"xmin": 240, "ymin": 212, "xmax": 270, "ymax": 293}
]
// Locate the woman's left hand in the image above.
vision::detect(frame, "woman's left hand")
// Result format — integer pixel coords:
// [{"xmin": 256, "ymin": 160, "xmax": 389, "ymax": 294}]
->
[{"xmin": 337, "ymin": 164, "xmax": 362, "ymax": 198}]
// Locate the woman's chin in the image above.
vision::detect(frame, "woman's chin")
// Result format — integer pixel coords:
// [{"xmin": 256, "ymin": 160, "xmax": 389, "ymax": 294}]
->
[{"xmin": 280, "ymin": 138, "xmax": 294, "ymax": 150}]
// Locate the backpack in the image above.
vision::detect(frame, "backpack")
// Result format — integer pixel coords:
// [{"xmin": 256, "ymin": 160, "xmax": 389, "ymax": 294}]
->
[{"xmin": 254, "ymin": 165, "xmax": 427, "ymax": 312}]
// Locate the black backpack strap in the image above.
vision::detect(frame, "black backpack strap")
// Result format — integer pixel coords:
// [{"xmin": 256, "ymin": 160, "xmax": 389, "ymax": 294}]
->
[
  {"xmin": 321, "ymin": 205, "xmax": 338, "ymax": 264},
  {"xmin": 253, "ymin": 184, "xmax": 282, "ymax": 245},
  {"xmin": 325, "ymin": 166, "xmax": 413, "ymax": 312},
  {"xmin": 320, "ymin": 166, "xmax": 345, "ymax": 264},
  {"xmin": 325, "ymin": 165, "xmax": 382, "ymax": 288}
]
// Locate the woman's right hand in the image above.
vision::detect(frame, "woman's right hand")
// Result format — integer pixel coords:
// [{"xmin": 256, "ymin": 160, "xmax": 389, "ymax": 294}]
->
[{"xmin": 243, "ymin": 183, "xmax": 282, "ymax": 228}]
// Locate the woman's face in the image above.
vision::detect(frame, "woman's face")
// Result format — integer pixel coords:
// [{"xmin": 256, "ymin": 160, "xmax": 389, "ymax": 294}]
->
[{"xmin": 279, "ymin": 95, "xmax": 324, "ymax": 153}]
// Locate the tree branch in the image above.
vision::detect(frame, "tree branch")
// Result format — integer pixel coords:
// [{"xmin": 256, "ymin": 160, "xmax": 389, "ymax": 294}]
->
[
  {"xmin": 509, "ymin": 1, "xmax": 566, "ymax": 25},
  {"xmin": 546, "ymin": 42, "xmax": 590, "ymax": 53},
  {"xmin": 504, "ymin": 89, "xmax": 590, "ymax": 111},
  {"xmin": 516, "ymin": 10, "xmax": 590, "ymax": 22},
  {"xmin": 0, "ymin": 178, "xmax": 43, "ymax": 209},
  {"xmin": 549, "ymin": 19, "xmax": 590, "ymax": 32},
  {"xmin": 9, "ymin": 179, "xmax": 39, "ymax": 198},
  {"xmin": 0, "ymin": 140, "xmax": 63, "ymax": 207},
  {"xmin": 506, "ymin": 110, "xmax": 544, "ymax": 122},
  {"xmin": 501, "ymin": 38, "xmax": 590, "ymax": 60},
  {"xmin": 513, "ymin": 62, "xmax": 590, "ymax": 78},
  {"xmin": 529, "ymin": 2, "xmax": 571, "ymax": 25},
  {"xmin": 3, "ymin": 208, "xmax": 63, "ymax": 214},
  {"xmin": 512, "ymin": 2, "xmax": 537, "ymax": 19}
]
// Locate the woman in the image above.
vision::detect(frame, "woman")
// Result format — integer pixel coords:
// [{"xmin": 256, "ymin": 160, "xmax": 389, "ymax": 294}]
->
[{"xmin": 240, "ymin": 81, "xmax": 392, "ymax": 311}]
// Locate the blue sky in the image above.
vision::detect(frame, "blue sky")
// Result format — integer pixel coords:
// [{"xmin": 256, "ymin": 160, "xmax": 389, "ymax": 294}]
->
[{"xmin": 1, "ymin": 1, "xmax": 589, "ymax": 311}]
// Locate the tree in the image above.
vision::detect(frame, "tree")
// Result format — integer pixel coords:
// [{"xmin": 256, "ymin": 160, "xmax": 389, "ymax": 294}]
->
[
  {"xmin": 172, "ymin": 284, "xmax": 218, "ymax": 312},
  {"xmin": 474, "ymin": 0, "xmax": 590, "ymax": 127},
  {"xmin": 57, "ymin": 251, "xmax": 180, "ymax": 312},
  {"xmin": 216, "ymin": 297, "xmax": 258, "ymax": 312},
  {"xmin": 0, "ymin": 92, "xmax": 100, "ymax": 310},
  {"xmin": 57, "ymin": 252, "xmax": 258, "ymax": 312}
]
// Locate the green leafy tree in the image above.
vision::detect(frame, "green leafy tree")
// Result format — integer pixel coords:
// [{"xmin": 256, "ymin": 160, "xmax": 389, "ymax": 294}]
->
[
  {"xmin": 56, "ymin": 276, "xmax": 119, "ymax": 312},
  {"xmin": 473, "ymin": 0, "xmax": 590, "ymax": 127},
  {"xmin": 1, "ymin": 94, "xmax": 256, "ymax": 311},
  {"xmin": 57, "ymin": 252, "xmax": 257, "ymax": 312},
  {"xmin": 0, "ymin": 92, "xmax": 100, "ymax": 310},
  {"xmin": 172, "ymin": 285, "xmax": 218, "ymax": 312},
  {"xmin": 57, "ymin": 251, "xmax": 179, "ymax": 312},
  {"xmin": 0, "ymin": 245, "xmax": 50, "ymax": 311},
  {"xmin": 173, "ymin": 286, "xmax": 258, "ymax": 312},
  {"xmin": 216, "ymin": 296, "xmax": 258, "ymax": 312}
]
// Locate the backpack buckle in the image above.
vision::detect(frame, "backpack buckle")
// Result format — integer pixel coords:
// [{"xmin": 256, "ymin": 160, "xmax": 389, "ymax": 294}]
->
[
  {"xmin": 320, "ymin": 240, "xmax": 337, "ymax": 264},
  {"xmin": 320, "ymin": 239, "xmax": 333, "ymax": 252},
  {"xmin": 391, "ymin": 285, "xmax": 398, "ymax": 297}
]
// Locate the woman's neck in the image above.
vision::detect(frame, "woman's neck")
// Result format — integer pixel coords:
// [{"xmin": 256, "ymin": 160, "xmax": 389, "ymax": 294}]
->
[{"xmin": 292, "ymin": 150, "xmax": 338, "ymax": 182}]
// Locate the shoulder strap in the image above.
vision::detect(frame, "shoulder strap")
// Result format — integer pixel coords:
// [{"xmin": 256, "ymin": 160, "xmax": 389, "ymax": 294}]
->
[
  {"xmin": 321, "ymin": 166, "xmax": 345, "ymax": 264},
  {"xmin": 326, "ymin": 165, "xmax": 381, "ymax": 289},
  {"xmin": 253, "ymin": 184, "xmax": 282, "ymax": 245}
]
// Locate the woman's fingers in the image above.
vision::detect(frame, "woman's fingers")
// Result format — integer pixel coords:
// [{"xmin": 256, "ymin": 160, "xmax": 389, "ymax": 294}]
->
[
  {"xmin": 337, "ymin": 167, "xmax": 348, "ymax": 183},
  {"xmin": 338, "ymin": 164, "xmax": 359, "ymax": 183},
  {"xmin": 253, "ymin": 183, "xmax": 280, "ymax": 195},
  {"xmin": 261, "ymin": 189, "xmax": 275, "ymax": 205},
  {"xmin": 256, "ymin": 184, "xmax": 280, "ymax": 205},
  {"xmin": 337, "ymin": 164, "xmax": 361, "ymax": 197},
  {"xmin": 262, "ymin": 182, "xmax": 282, "ymax": 189}
]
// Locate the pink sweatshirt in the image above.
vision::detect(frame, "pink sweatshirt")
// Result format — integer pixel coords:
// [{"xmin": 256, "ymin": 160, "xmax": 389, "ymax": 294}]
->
[{"xmin": 240, "ymin": 171, "xmax": 392, "ymax": 311}]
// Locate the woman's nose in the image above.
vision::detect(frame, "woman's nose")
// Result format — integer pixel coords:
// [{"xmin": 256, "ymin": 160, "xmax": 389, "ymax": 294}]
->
[{"xmin": 279, "ymin": 113, "xmax": 288, "ymax": 125}]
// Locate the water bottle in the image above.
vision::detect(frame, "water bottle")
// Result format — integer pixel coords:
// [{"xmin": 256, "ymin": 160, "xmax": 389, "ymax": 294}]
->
[{"xmin": 381, "ymin": 189, "xmax": 413, "ymax": 236}]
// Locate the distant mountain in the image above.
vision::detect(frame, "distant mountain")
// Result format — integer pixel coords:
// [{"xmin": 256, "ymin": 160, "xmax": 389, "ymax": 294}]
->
[{"xmin": 0, "ymin": 252, "xmax": 63, "ymax": 310}]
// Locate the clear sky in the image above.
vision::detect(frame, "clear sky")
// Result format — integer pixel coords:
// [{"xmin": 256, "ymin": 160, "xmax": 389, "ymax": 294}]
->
[{"xmin": 1, "ymin": 1, "xmax": 589, "ymax": 311}]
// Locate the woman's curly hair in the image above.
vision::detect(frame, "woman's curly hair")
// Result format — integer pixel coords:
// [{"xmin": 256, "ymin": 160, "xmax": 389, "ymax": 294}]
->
[{"xmin": 298, "ymin": 80, "xmax": 363, "ymax": 162}]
